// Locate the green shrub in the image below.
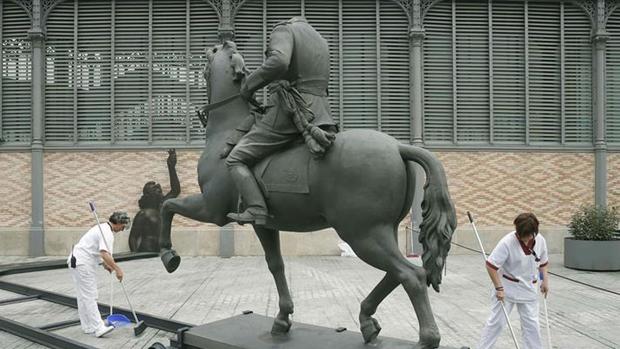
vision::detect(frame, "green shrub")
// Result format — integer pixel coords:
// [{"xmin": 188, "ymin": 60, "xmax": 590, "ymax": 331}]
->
[{"xmin": 568, "ymin": 205, "xmax": 619, "ymax": 240}]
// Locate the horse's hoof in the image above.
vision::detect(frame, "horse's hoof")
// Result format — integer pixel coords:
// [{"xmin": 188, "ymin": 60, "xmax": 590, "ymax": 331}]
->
[
  {"xmin": 360, "ymin": 317, "xmax": 381, "ymax": 343},
  {"xmin": 160, "ymin": 249, "xmax": 181, "ymax": 273},
  {"xmin": 271, "ymin": 318, "xmax": 292, "ymax": 335},
  {"xmin": 415, "ymin": 329, "xmax": 440, "ymax": 349}
]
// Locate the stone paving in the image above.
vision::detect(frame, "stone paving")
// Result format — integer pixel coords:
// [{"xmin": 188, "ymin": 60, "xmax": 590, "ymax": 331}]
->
[{"xmin": 0, "ymin": 253, "xmax": 618, "ymax": 349}]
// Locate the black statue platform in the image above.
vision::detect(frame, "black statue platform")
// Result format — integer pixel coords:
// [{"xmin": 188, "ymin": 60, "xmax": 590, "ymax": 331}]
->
[{"xmin": 169, "ymin": 313, "xmax": 469, "ymax": 349}]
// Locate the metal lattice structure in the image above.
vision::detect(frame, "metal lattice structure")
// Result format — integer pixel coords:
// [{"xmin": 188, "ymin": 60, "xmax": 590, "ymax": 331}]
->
[
  {"xmin": 423, "ymin": 0, "xmax": 593, "ymax": 146},
  {"xmin": 2, "ymin": 0, "xmax": 619, "ymax": 256},
  {"xmin": 4, "ymin": 0, "xmax": 620, "ymax": 148}
]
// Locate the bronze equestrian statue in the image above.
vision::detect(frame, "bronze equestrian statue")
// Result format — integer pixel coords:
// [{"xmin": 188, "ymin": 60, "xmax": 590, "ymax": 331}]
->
[
  {"xmin": 225, "ymin": 17, "xmax": 338, "ymax": 226},
  {"xmin": 159, "ymin": 19, "xmax": 456, "ymax": 349},
  {"xmin": 129, "ymin": 149, "xmax": 180, "ymax": 252}
]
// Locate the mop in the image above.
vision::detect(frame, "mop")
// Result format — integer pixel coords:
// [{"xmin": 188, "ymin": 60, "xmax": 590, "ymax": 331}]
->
[
  {"xmin": 467, "ymin": 211, "xmax": 521, "ymax": 349},
  {"xmin": 540, "ymin": 271, "xmax": 553, "ymax": 349},
  {"xmin": 542, "ymin": 296, "xmax": 552, "ymax": 349},
  {"xmin": 88, "ymin": 201, "xmax": 147, "ymax": 336}
]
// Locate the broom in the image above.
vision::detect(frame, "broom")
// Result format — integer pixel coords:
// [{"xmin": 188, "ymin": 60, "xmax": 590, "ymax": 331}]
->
[{"xmin": 88, "ymin": 201, "xmax": 147, "ymax": 336}]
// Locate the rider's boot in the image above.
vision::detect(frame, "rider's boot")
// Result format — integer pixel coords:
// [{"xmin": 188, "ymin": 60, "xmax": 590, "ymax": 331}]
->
[{"xmin": 227, "ymin": 164, "xmax": 268, "ymax": 226}]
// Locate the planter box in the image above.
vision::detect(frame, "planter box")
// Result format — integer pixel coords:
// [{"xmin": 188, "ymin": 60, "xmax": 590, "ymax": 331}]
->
[{"xmin": 564, "ymin": 237, "xmax": 620, "ymax": 271}]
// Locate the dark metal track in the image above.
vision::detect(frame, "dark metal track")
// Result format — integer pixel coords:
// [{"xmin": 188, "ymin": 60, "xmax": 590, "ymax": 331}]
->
[
  {"xmin": 0, "ymin": 280, "xmax": 194, "ymax": 333},
  {"xmin": 0, "ymin": 294, "xmax": 40, "ymax": 306},
  {"xmin": 0, "ymin": 253, "xmax": 194, "ymax": 349},
  {"xmin": 0, "ymin": 252, "xmax": 158, "ymax": 277},
  {"xmin": 0, "ymin": 315, "xmax": 97, "ymax": 349}
]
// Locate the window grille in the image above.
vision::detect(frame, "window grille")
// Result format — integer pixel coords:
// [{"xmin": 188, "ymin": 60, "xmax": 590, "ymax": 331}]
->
[
  {"xmin": 423, "ymin": 0, "xmax": 592, "ymax": 147},
  {"xmin": 234, "ymin": 0, "xmax": 410, "ymax": 142},
  {"xmin": 1, "ymin": 1, "xmax": 32, "ymax": 144},
  {"xmin": 44, "ymin": 0, "xmax": 218, "ymax": 145},
  {"xmin": 607, "ymin": 9, "xmax": 620, "ymax": 145}
]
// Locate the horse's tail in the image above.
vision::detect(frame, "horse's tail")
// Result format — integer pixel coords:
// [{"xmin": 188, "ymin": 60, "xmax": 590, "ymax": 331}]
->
[{"xmin": 399, "ymin": 144, "xmax": 457, "ymax": 292}]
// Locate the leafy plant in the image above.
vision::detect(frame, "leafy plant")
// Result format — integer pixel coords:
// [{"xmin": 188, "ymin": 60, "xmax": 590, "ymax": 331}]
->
[{"xmin": 568, "ymin": 205, "xmax": 619, "ymax": 240}]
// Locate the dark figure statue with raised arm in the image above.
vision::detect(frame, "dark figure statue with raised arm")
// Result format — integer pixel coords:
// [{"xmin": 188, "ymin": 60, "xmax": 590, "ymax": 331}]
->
[
  {"xmin": 129, "ymin": 149, "xmax": 180, "ymax": 252},
  {"xmin": 224, "ymin": 17, "xmax": 338, "ymax": 226}
]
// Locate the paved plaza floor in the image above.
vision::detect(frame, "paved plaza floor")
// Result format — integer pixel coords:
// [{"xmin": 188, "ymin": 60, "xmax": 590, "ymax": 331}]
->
[{"xmin": 0, "ymin": 252, "xmax": 618, "ymax": 349}]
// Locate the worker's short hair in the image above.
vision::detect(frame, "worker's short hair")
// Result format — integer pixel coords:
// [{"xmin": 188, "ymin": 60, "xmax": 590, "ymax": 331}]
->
[
  {"xmin": 109, "ymin": 211, "xmax": 130, "ymax": 225},
  {"xmin": 513, "ymin": 212, "xmax": 539, "ymax": 238}
]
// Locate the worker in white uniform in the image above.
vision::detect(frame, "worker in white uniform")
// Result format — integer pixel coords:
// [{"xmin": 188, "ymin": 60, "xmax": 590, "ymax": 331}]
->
[
  {"xmin": 68, "ymin": 211, "xmax": 130, "ymax": 337},
  {"xmin": 478, "ymin": 212, "xmax": 549, "ymax": 349}
]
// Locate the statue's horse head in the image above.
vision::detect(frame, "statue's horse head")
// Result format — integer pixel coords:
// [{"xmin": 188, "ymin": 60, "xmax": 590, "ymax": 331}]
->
[
  {"xmin": 200, "ymin": 41, "xmax": 251, "ymax": 135},
  {"xmin": 204, "ymin": 40, "xmax": 249, "ymax": 104}
]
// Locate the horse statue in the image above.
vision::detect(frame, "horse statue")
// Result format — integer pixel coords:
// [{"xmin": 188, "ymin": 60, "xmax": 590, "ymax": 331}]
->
[{"xmin": 159, "ymin": 40, "xmax": 457, "ymax": 349}]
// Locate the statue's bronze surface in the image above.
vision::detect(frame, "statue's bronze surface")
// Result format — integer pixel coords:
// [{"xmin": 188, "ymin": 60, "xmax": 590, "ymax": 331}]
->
[
  {"xmin": 159, "ymin": 19, "xmax": 456, "ymax": 349},
  {"xmin": 129, "ymin": 149, "xmax": 180, "ymax": 252},
  {"xmin": 224, "ymin": 17, "xmax": 338, "ymax": 226}
]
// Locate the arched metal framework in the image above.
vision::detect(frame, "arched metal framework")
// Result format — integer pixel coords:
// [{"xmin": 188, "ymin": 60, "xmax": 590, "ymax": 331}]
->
[{"xmin": 0, "ymin": 0, "xmax": 616, "ymax": 256}]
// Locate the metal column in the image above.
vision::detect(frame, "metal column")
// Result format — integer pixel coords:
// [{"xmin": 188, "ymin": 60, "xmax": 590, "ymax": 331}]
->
[
  {"xmin": 593, "ymin": 0, "xmax": 609, "ymax": 208},
  {"xmin": 409, "ymin": 0, "xmax": 424, "ymax": 256},
  {"xmin": 29, "ymin": 0, "xmax": 46, "ymax": 256}
]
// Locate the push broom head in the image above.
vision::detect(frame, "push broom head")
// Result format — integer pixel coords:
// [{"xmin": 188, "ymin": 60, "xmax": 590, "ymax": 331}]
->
[{"xmin": 134, "ymin": 320, "xmax": 147, "ymax": 336}]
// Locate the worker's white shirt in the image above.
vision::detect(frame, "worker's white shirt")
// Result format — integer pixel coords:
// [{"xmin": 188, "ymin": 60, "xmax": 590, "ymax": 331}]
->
[
  {"xmin": 486, "ymin": 231, "xmax": 548, "ymax": 302},
  {"xmin": 69, "ymin": 223, "xmax": 114, "ymax": 268}
]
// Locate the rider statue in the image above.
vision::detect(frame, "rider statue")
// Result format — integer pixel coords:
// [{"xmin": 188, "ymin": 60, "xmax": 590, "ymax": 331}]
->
[{"xmin": 223, "ymin": 17, "xmax": 338, "ymax": 225}]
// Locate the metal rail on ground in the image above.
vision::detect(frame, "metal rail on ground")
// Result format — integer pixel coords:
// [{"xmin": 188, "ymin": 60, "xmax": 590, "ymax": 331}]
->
[
  {"xmin": 0, "ymin": 315, "xmax": 97, "ymax": 349},
  {"xmin": 0, "ymin": 253, "xmax": 195, "ymax": 349},
  {"xmin": 0, "ymin": 280, "xmax": 194, "ymax": 333},
  {"xmin": 0, "ymin": 252, "xmax": 158, "ymax": 277}
]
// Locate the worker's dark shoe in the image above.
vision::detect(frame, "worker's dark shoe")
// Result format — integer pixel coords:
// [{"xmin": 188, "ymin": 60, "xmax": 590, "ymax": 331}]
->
[
  {"xmin": 95, "ymin": 325, "xmax": 114, "ymax": 338},
  {"xmin": 227, "ymin": 210, "xmax": 267, "ymax": 226}
]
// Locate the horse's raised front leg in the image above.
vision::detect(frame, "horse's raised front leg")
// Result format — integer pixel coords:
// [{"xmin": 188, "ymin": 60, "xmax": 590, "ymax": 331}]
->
[
  {"xmin": 253, "ymin": 226, "xmax": 294, "ymax": 335},
  {"xmin": 359, "ymin": 273, "xmax": 399, "ymax": 343},
  {"xmin": 159, "ymin": 193, "xmax": 210, "ymax": 273}
]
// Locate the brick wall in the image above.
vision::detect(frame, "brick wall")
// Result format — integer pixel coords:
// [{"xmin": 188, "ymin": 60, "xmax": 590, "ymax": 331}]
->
[
  {"xmin": 609, "ymin": 153, "xmax": 620, "ymax": 208},
  {"xmin": 436, "ymin": 151, "xmax": 595, "ymax": 228},
  {"xmin": 44, "ymin": 150, "xmax": 204, "ymax": 228},
  {"xmin": 0, "ymin": 152, "xmax": 31, "ymax": 228},
  {"xmin": 1, "ymin": 149, "xmax": 615, "ymax": 255}
]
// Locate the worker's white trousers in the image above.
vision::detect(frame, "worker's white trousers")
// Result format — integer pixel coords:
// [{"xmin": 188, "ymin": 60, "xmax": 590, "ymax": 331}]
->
[
  {"xmin": 478, "ymin": 297, "xmax": 542, "ymax": 349},
  {"xmin": 70, "ymin": 264, "xmax": 105, "ymax": 333}
]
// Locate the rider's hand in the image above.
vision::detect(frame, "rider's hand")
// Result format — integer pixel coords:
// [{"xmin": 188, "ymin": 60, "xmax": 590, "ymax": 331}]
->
[
  {"xmin": 220, "ymin": 144, "xmax": 234, "ymax": 159},
  {"xmin": 115, "ymin": 269, "xmax": 124, "ymax": 282},
  {"xmin": 103, "ymin": 264, "xmax": 113, "ymax": 273}
]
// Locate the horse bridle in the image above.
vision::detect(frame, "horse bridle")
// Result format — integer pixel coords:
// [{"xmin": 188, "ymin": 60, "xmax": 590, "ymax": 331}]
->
[{"xmin": 196, "ymin": 94, "xmax": 268, "ymax": 127}]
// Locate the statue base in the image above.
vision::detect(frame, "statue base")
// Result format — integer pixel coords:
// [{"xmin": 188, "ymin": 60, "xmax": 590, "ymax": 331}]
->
[{"xmin": 169, "ymin": 313, "xmax": 469, "ymax": 349}]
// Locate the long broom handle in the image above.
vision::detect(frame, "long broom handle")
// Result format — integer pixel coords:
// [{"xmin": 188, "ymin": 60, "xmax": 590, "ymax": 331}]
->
[
  {"xmin": 543, "ymin": 296, "xmax": 552, "ymax": 349},
  {"xmin": 119, "ymin": 281, "xmax": 140, "ymax": 324},
  {"xmin": 109, "ymin": 274, "xmax": 114, "ymax": 315},
  {"xmin": 88, "ymin": 202, "xmax": 112, "ymax": 252},
  {"xmin": 467, "ymin": 211, "xmax": 521, "ymax": 349},
  {"xmin": 88, "ymin": 202, "xmax": 115, "ymax": 317},
  {"xmin": 540, "ymin": 271, "xmax": 552, "ymax": 349}
]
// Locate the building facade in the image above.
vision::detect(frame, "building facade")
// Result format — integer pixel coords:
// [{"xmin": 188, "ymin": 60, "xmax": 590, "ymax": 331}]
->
[{"xmin": 1, "ymin": 0, "xmax": 618, "ymax": 256}]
